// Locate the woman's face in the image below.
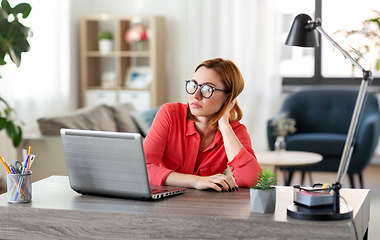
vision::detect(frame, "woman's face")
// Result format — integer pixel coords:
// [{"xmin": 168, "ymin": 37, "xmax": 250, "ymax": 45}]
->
[{"xmin": 188, "ymin": 67, "xmax": 229, "ymax": 122}]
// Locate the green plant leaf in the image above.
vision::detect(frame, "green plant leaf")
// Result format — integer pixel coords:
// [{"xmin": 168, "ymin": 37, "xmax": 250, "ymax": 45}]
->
[
  {"xmin": 0, "ymin": 117, "xmax": 8, "ymax": 130},
  {"xmin": 0, "ymin": 50, "xmax": 5, "ymax": 65},
  {"xmin": 13, "ymin": 36, "xmax": 30, "ymax": 52},
  {"xmin": 12, "ymin": 126, "xmax": 22, "ymax": 147},
  {"xmin": 1, "ymin": 0, "xmax": 12, "ymax": 15},
  {"xmin": 252, "ymin": 168, "xmax": 277, "ymax": 190},
  {"xmin": 12, "ymin": 3, "xmax": 31, "ymax": 19},
  {"xmin": 8, "ymin": 45, "xmax": 20, "ymax": 67},
  {"xmin": 0, "ymin": 8, "xmax": 7, "ymax": 19},
  {"xmin": 5, "ymin": 120, "xmax": 16, "ymax": 138},
  {"xmin": 0, "ymin": 18, "xmax": 11, "ymax": 39}
]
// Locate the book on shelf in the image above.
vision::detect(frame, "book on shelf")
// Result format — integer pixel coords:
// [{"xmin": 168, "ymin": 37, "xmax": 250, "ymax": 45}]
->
[{"xmin": 294, "ymin": 189, "xmax": 334, "ymax": 207}]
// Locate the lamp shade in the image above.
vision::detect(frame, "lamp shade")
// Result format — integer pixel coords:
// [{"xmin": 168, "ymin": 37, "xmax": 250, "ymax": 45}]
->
[{"xmin": 285, "ymin": 14, "xmax": 319, "ymax": 47}]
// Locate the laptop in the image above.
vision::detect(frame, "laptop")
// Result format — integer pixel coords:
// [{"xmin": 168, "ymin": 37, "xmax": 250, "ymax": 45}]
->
[{"xmin": 60, "ymin": 128, "xmax": 186, "ymax": 200}]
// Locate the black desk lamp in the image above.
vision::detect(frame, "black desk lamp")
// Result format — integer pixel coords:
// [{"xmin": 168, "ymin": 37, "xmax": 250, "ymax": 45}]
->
[{"xmin": 285, "ymin": 14, "xmax": 373, "ymax": 220}]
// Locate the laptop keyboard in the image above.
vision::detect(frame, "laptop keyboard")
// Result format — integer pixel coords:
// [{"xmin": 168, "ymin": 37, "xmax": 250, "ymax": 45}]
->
[{"xmin": 151, "ymin": 188, "xmax": 169, "ymax": 194}]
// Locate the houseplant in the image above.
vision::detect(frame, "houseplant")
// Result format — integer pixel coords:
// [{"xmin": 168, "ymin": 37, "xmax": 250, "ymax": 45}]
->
[
  {"xmin": 334, "ymin": 9, "xmax": 380, "ymax": 73},
  {"xmin": 98, "ymin": 30, "xmax": 113, "ymax": 54},
  {"xmin": 250, "ymin": 168, "xmax": 277, "ymax": 213},
  {"xmin": 0, "ymin": 0, "xmax": 32, "ymax": 147},
  {"xmin": 269, "ymin": 111, "xmax": 296, "ymax": 152}
]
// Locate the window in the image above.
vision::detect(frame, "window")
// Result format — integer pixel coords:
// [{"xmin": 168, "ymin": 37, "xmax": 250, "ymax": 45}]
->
[{"xmin": 281, "ymin": 0, "xmax": 380, "ymax": 87}]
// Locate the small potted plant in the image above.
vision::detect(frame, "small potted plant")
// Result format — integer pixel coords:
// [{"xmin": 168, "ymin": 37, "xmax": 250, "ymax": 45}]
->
[
  {"xmin": 98, "ymin": 31, "xmax": 113, "ymax": 54},
  {"xmin": 250, "ymin": 168, "xmax": 277, "ymax": 213}
]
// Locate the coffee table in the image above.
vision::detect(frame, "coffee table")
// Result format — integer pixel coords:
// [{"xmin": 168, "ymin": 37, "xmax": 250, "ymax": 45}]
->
[{"xmin": 255, "ymin": 151, "xmax": 323, "ymax": 186}]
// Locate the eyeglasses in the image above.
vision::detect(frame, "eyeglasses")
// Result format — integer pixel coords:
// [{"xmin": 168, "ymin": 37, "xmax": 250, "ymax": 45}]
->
[{"xmin": 185, "ymin": 80, "xmax": 230, "ymax": 99}]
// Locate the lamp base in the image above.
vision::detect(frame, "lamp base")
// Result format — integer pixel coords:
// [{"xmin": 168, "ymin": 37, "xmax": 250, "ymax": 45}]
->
[{"xmin": 287, "ymin": 203, "xmax": 353, "ymax": 221}]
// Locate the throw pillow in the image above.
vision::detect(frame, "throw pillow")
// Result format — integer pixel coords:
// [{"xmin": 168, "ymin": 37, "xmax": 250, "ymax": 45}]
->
[
  {"xmin": 38, "ymin": 105, "xmax": 117, "ymax": 135},
  {"xmin": 130, "ymin": 106, "xmax": 161, "ymax": 137},
  {"xmin": 109, "ymin": 103, "xmax": 140, "ymax": 133}
]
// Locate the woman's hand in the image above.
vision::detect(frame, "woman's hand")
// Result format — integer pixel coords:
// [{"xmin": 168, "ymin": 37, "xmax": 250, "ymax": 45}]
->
[
  {"xmin": 218, "ymin": 99, "xmax": 237, "ymax": 126},
  {"xmin": 194, "ymin": 173, "xmax": 238, "ymax": 192},
  {"xmin": 165, "ymin": 172, "xmax": 237, "ymax": 192}
]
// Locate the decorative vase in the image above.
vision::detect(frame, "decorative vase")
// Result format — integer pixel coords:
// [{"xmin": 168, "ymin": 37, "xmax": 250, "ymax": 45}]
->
[
  {"xmin": 136, "ymin": 41, "xmax": 145, "ymax": 51},
  {"xmin": 250, "ymin": 188, "xmax": 276, "ymax": 213},
  {"xmin": 274, "ymin": 136, "xmax": 286, "ymax": 152},
  {"xmin": 98, "ymin": 39, "xmax": 113, "ymax": 54}
]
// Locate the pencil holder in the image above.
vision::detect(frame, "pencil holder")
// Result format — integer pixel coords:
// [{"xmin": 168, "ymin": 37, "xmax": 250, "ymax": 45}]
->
[{"xmin": 7, "ymin": 172, "xmax": 32, "ymax": 203}]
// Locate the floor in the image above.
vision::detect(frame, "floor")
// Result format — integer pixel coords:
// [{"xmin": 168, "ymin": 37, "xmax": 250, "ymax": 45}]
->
[
  {"xmin": 0, "ymin": 165, "xmax": 379, "ymax": 239},
  {"xmin": 275, "ymin": 164, "xmax": 380, "ymax": 240}
]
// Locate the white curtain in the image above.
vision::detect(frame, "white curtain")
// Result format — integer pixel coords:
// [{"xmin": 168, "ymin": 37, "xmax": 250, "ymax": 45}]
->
[
  {"xmin": 87, "ymin": 0, "xmax": 284, "ymax": 152},
  {"xmin": 0, "ymin": 0, "xmax": 71, "ymax": 182},
  {"xmin": 178, "ymin": 0, "xmax": 283, "ymax": 152}
]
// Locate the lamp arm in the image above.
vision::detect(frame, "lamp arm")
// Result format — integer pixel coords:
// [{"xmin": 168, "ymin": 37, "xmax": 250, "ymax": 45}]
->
[
  {"xmin": 311, "ymin": 20, "xmax": 373, "ymax": 185},
  {"xmin": 315, "ymin": 26, "xmax": 367, "ymax": 73},
  {"xmin": 336, "ymin": 79, "xmax": 369, "ymax": 184}
]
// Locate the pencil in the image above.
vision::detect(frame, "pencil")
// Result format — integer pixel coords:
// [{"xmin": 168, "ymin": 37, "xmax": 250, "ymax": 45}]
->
[{"xmin": 0, "ymin": 156, "xmax": 12, "ymax": 174}]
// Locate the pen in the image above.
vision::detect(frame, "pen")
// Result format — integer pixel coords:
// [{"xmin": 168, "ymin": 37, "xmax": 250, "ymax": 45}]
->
[
  {"xmin": 29, "ymin": 154, "xmax": 35, "ymax": 169},
  {"xmin": 26, "ymin": 146, "xmax": 32, "ymax": 173},
  {"xmin": 7, "ymin": 164, "xmax": 17, "ymax": 174},
  {"xmin": 7, "ymin": 163, "xmax": 20, "ymax": 199},
  {"xmin": 22, "ymin": 155, "xmax": 29, "ymax": 174}
]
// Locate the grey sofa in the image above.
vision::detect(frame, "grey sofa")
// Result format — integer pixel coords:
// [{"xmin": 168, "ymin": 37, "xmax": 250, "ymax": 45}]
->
[{"xmin": 19, "ymin": 103, "xmax": 160, "ymax": 182}]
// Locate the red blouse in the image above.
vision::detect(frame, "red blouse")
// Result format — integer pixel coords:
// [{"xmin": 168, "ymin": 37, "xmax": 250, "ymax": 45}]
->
[{"xmin": 143, "ymin": 102, "xmax": 262, "ymax": 188}]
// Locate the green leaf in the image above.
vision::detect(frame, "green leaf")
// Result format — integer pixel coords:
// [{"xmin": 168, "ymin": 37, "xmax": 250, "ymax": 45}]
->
[
  {"xmin": 1, "ymin": 0, "xmax": 12, "ymax": 15},
  {"xmin": 0, "ymin": 18, "xmax": 11, "ymax": 39},
  {"xmin": 12, "ymin": 126, "xmax": 22, "ymax": 148},
  {"xmin": 252, "ymin": 168, "xmax": 277, "ymax": 190},
  {"xmin": 11, "ymin": 21, "xmax": 29, "ymax": 38},
  {"xmin": 0, "ymin": 8, "xmax": 8, "ymax": 19},
  {"xmin": 8, "ymin": 45, "xmax": 21, "ymax": 67},
  {"xmin": 13, "ymin": 37, "xmax": 30, "ymax": 52},
  {"xmin": 6, "ymin": 120, "xmax": 16, "ymax": 138},
  {"xmin": 0, "ymin": 50, "xmax": 5, "ymax": 64},
  {"xmin": 0, "ymin": 117, "xmax": 8, "ymax": 130},
  {"xmin": 12, "ymin": 3, "xmax": 31, "ymax": 19}
]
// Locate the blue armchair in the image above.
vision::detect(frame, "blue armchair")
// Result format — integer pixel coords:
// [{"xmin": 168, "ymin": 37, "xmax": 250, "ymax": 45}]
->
[{"xmin": 267, "ymin": 89, "xmax": 380, "ymax": 188}]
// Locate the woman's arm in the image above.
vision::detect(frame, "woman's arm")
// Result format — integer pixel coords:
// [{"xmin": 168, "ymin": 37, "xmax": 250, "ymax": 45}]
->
[
  {"xmin": 218, "ymin": 100, "xmax": 262, "ymax": 188},
  {"xmin": 144, "ymin": 104, "xmax": 175, "ymax": 185},
  {"xmin": 218, "ymin": 99, "xmax": 243, "ymax": 161},
  {"xmin": 165, "ymin": 172, "xmax": 237, "ymax": 192}
]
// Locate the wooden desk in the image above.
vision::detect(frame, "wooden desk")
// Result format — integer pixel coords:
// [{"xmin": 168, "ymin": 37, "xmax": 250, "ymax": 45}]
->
[
  {"xmin": 0, "ymin": 176, "xmax": 369, "ymax": 239},
  {"xmin": 256, "ymin": 151, "xmax": 323, "ymax": 186}
]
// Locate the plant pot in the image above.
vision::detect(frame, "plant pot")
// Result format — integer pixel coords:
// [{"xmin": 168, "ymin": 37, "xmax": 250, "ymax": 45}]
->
[
  {"xmin": 98, "ymin": 39, "xmax": 113, "ymax": 54},
  {"xmin": 250, "ymin": 188, "xmax": 276, "ymax": 213}
]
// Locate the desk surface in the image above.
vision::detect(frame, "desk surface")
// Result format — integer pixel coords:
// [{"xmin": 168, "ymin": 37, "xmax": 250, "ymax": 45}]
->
[
  {"xmin": 0, "ymin": 176, "xmax": 370, "ymax": 240},
  {"xmin": 256, "ymin": 150, "xmax": 323, "ymax": 167}
]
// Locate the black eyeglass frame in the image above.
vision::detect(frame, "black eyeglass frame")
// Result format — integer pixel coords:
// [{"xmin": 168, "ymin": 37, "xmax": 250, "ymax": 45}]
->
[{"xmin": 185, "ymin": 80, "xmax": 231, "ymax": 99}]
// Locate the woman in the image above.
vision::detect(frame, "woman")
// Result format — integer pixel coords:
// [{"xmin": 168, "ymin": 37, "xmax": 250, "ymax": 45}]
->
[{"xmin": 144, "ymin": 58, "xmax": 261, "ymax": 192}]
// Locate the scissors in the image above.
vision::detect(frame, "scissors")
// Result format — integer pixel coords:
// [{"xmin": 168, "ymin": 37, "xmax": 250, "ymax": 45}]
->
[{"xmin": 14, "ymin": 161, "xmax": 23, "ymax": 174}]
